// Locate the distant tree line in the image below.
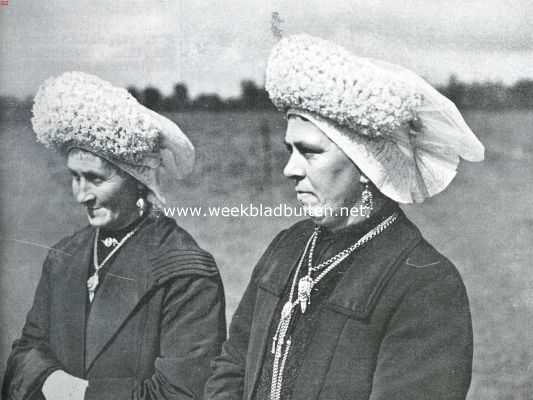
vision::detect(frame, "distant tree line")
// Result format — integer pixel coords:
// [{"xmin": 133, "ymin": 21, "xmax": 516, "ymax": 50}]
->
[
  {"xmin": 436, "ymin": 75, "xmax": 533, "ymax": 110},
  {"xmin": 2, "ymin": 77, "xmax": 533, "ymax": 120},
  {"xmin": 127, "ymin": 80, "xmax": 274, "ymax": 112},
  {"xmin": 127, "ymin": 76, "xmax": 533, "ymax": 112}
]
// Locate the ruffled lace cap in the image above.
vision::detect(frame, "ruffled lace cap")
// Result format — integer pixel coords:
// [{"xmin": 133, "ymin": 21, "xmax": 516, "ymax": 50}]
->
[
  {"xmin": 270, "ymin": 34, "xmax": 484, "ymax": 203},
  {"xmin": 32, "ymin": 71, "xmax": 195, "ymax": 205}
]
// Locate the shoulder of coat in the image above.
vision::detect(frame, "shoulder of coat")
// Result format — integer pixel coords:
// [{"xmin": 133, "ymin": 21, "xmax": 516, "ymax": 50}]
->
[
  {"xmin": 402, "ymin": 239, "xmax": 459, "ymax": 278},
  {"xmin": 403, "ymin": 239, "xmax": 447, "ymax": 267},
  {"xmin": 390, "ymin": 239, "xmax": 470, "ymax": 306},
  {"xmin": 146, "ymin": 216, "xmax": 220, "ymax": 283}
]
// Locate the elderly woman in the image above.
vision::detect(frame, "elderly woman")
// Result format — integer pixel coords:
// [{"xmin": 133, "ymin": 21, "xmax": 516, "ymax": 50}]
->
[
  {"xmin": 205, "ymin": 34, "xmax": 484, "ymax": 400},
  {"xmin": 2, "ymin": 72, "xmax": 226, "ymax": 400}
]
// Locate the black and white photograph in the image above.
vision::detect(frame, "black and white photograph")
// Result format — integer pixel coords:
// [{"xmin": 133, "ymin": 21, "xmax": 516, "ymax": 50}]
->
[{"xmin": 1, "ymin": 1, "xmax": 532, "ymax": 399}]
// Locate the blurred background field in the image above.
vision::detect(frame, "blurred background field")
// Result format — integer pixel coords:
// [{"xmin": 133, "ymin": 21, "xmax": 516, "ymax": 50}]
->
[{"xmin": 1, "ymin": 109, "xmax": 533, "ymax": 399}]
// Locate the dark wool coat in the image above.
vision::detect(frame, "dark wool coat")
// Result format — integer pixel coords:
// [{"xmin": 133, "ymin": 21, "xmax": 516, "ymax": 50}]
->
[
  {"xmin": 2, "ymin": 216, "xmax": 226, "ymax": 400},
  {"xmin": 205, "ymin": 211, "xmax": 473, "ymax": 400}
]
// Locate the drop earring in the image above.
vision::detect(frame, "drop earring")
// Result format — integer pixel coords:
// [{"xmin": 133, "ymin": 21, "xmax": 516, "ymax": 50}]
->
[
  {"xmin": 360, "ymin": 175, "xmax": 373, "ymax": 218},
  {"xmin": 136, "ymin": 197, "xmax": 146, "ymax": 217}
]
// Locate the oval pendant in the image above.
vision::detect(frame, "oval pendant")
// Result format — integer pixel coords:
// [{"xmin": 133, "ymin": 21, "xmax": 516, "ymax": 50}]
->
[
  {"xmin": 298, "ymin": 275, "xmax": 313, "ymax": 314},
  {"xmin": 87, "ymin": 273, "xmax": 99, "ymax": 292}
]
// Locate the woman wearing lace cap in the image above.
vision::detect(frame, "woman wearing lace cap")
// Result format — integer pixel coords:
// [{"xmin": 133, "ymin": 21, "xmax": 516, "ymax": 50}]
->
[
  {"xmin": 205, "ymin": 34, "xmax": 484, "ymax": 400},
  {"xmin": 2, "ymin": 71, "xmax": 226, "ymax": 400}
]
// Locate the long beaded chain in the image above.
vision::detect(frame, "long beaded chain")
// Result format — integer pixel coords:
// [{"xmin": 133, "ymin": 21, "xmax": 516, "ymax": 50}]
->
[
  {"xmin": 270, "ymin": 233, "xmax": 314, "ymax": 400},
  {"xmin": 87, "ymin": 219, "xmax": 147, "ymax": 303},
  {"xmin": 269, "ymin": 212, "xmax": 399, "ymax": 400}
]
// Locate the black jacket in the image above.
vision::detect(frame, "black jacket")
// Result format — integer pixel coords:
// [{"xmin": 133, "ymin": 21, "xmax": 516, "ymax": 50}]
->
[
  {"xmin": 205, "ymin": 211, "xmax": 473, "ymax": 400},
  {"xmin": 3, "ymin": 216, "xmax": 226, "ymax": 400}
]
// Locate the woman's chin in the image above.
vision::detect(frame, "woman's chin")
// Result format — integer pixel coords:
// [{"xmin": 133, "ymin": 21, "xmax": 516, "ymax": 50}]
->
[
  {"xmin": 87, "ymin": 216, "xmax": 108, "ymax": 228},
  {"xmin": 305, "ymin": 206, "xmax": 333, "ymax": 227},
  {"xmin": 87, "ymin": 211, "xmax": 140, "ymax": 230},
  {"xmin": 86, "ymin": 213, "xmax": 114, "ymax": 229}
]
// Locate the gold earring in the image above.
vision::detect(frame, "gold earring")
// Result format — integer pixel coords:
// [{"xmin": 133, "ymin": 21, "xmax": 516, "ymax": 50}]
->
[{"xmin": 360, "ymin": 175, "xmax": 373, "ymax": 218}]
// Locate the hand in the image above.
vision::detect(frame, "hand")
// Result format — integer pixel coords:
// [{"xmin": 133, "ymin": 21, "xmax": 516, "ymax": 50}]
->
[{"xmin": 42, "ymin": 370, "xmax": 88, "ymax": 400}]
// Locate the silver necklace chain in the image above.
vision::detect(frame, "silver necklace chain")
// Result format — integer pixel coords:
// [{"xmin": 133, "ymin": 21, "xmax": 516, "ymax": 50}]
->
[
  {"xmin": 269, "ymin": 212, "xmax": 399, "ymax": 400},
  {"xmin": 309, "ymin": 212, "xmax": 399, "ymax": 274},
  {"xmin": 87, "ymin": 219, "xmax": 147, "ymax": 302}
]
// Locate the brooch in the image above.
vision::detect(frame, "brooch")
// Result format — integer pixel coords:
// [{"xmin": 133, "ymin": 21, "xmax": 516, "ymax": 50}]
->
[{"xmin": 101, "ymin": 237, "xmax": 119, "ymax": 247}]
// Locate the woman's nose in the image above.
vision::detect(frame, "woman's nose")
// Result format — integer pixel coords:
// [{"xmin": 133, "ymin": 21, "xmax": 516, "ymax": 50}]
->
[
  {"xmin": 74, "ymin": 180, "xmax": 95, "ymax": 204},
  {"xmin": 283, "ymin": 152, "xmax": 305, "ymax": 179}
]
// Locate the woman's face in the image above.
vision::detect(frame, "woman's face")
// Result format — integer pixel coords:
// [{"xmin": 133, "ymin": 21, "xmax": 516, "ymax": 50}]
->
[
  {"xmin": 67, "ymin": 149, "xmax": 140, "ymax": 230},
  {"xmin": 284, "ymin": 116, "xmax": 363, "ymax": 230}
]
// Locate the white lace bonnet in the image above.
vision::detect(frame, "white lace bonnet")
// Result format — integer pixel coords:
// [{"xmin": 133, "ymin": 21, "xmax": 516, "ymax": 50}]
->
[
  {"xmin": 266, "ymin": 34, "xmax": 485, "ymax": 203},
  {"xmin": 31, "ymin": 71, "xmax": 195, "ymax": 205}
]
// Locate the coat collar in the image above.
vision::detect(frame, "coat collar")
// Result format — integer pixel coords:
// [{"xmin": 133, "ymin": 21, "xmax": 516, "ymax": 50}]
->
[
  {"xmin": 85, "ymin": 216, "xmax": 218, "ymax": 371},
  {"xmin": 51, "ymin": 223, "xmax": 148, "ymax": 373},
  {"xmin": 258, "ymin": 210, "xmax": 421, "ymax": 320},
  {"xmin": 85, "ymin": 227, "xmax": 150, "ymax": 371}
]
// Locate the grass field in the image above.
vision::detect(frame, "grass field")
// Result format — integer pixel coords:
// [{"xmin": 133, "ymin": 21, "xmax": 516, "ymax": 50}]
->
[{"xmin": 1, "ymin": 110, "xmax": 532, "ymax": 398}]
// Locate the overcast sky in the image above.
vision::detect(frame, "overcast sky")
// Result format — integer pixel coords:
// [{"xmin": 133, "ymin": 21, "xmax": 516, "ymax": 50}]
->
[{"xmin": 1, "ymin": 0, "xmax": 532, "ymax": 98}]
